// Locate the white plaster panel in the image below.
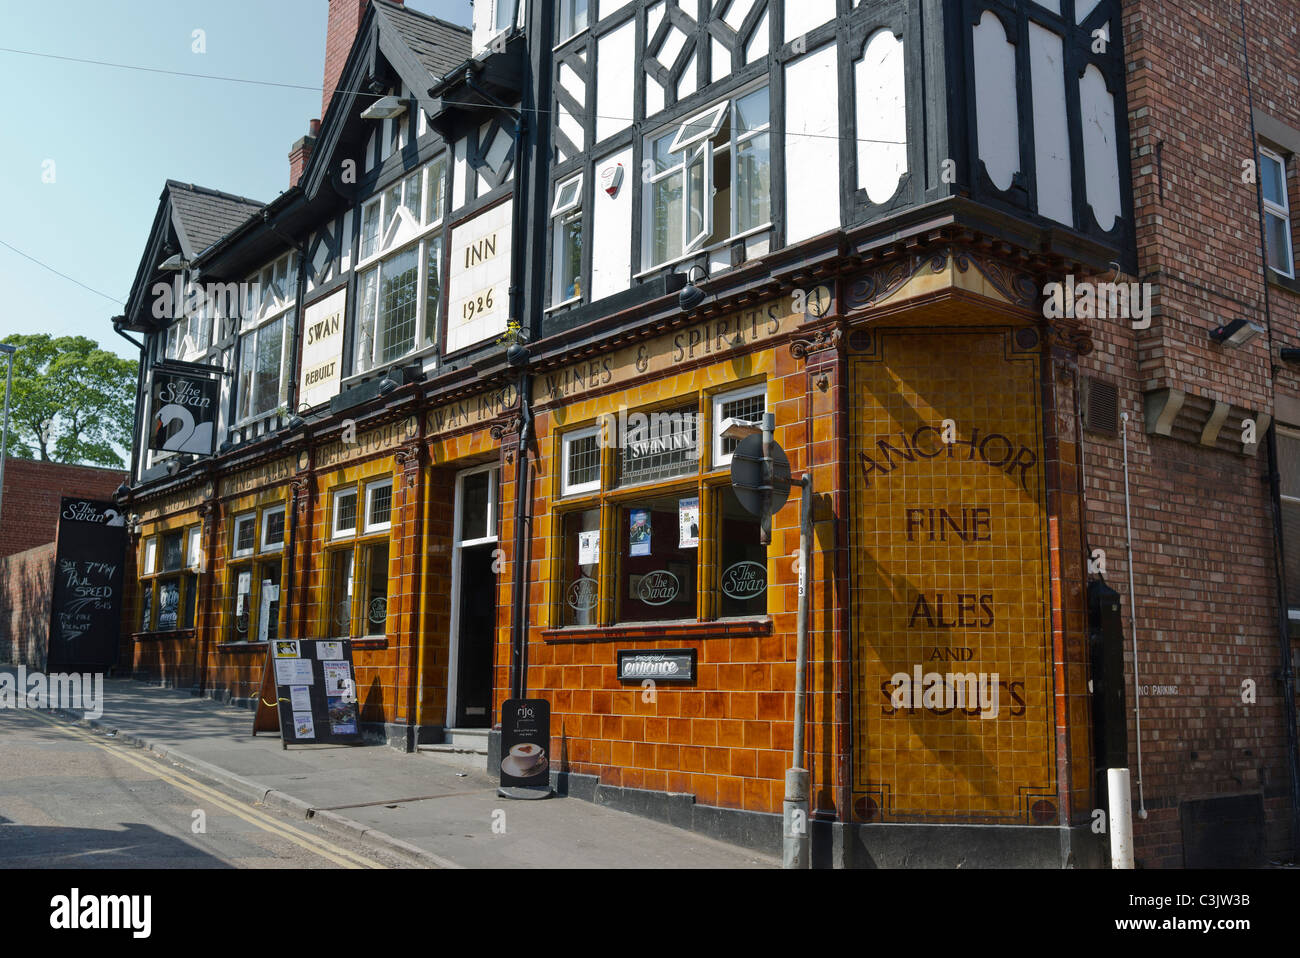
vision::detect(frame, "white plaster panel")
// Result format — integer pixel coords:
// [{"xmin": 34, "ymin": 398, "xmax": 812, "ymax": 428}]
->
[
  {"xmin": 784, "ymin": 43, "xmax": 840, "ymax": 243},
  {"xmin": 1029, "ymin": 22, "xmax": 1073, "ymax": 225},
  {"xmin": 855, "ymin": 28, "xmax": 907, "ymax": 204}
]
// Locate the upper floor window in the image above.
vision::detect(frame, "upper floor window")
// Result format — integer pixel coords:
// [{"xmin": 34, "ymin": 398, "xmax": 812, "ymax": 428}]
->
[
  {"xmin": 494, "ymin": 0, "xmax": 517, "ymax": 33},
  {"xmin": 558, "ymin": 0, "xmax": 588, "ymax": 42},
  {"xmin": 551, "ymin": 173, "xmax": 583, "ymax": 304},
  {"xmin": 645, "ymin": 85, "xmax": 771, "ymax": 269},
  {"xmin": 1262, "ymin": 147, "xmax": 1295, "ymax": 279},
  {"xmin": 354, "ymin": 157, "xmax": 447, "ymax": 374},
  {"xmin": 236, "ymin": 251, "xmax": 295, "ymax": 423}
]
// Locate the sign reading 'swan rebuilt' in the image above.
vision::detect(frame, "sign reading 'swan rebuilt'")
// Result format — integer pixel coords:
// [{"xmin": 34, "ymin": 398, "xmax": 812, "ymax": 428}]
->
[
  {"xmin": 850, "ymin": 329, "xmax": 1052, "ymax": 826},
  {"xmin": 149, "ymin": 371, "xmax": 217, "ymax": 455},
  {"xmin": 298, "ymin": 288, "xmax": 346, "ymax": 408}
]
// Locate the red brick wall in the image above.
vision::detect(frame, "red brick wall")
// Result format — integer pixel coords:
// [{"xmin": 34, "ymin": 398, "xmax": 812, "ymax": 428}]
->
[
  {"xmin": 1086, "ymin": 0, "xmax": 1300, "ymax": 866},
  {"xmin": 321, "ymin": 0, "xmax": 404, "ymax": 121},
  {"xmin": 0, "ymin": 543, "xmax": 54, "ymax": 666},
  {"xmin": 0, "ymin": 458, "xmax": 126, "ymax": 558}
]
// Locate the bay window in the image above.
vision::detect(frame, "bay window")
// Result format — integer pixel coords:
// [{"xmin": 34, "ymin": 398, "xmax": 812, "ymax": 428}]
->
[
  {"xmin": 354, "ymin": 156, "xmax": 447, "ymax": 373},
  {"xmin": 236, "ymin": 250, "xmax": 295, "ymax": 423},
  {"xmin": 645, "ymin": 85, "xmax": 771, "ymax": 269}
]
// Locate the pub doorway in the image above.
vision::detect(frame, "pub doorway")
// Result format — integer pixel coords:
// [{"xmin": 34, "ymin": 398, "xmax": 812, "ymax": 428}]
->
[{"xmin": 447, "ymin": 463, "xmax": 500, "ymax": 730}]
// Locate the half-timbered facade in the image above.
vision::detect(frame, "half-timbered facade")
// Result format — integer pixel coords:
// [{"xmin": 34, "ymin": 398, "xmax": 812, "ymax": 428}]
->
[{"xmin": 111, "ymin": 0, "xmax": 1298, "ymax": 867}]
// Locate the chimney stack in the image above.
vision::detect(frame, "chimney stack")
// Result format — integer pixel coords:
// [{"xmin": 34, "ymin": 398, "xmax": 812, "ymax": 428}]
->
[
  {"xmin": 322, "ymin": 0, "xmax": 405, "ymax": 121},
  {"xmin": 289, "ymin": 118, "xmax": 321, "ymax": 187}
]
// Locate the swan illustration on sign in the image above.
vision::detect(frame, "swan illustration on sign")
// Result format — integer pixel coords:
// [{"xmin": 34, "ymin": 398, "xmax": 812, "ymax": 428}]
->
[{"xmin": 152, "ymin": 402, "xmax": 215, "ymax": 454}]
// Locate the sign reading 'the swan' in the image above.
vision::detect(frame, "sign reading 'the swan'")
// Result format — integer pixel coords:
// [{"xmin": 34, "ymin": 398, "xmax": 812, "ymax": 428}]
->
[{"xmin": 148, "ymin": 371, "xmax": 217, "ymax": 456}]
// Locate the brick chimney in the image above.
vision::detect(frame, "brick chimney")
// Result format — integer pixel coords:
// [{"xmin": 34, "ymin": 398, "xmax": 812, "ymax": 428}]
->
[
  {"xmin": 289, "ymin": 118, "xmax": 321, "ymax": 186},
  {"xmin": 322, "ymin": 0, "xmax": 404, "ymax": 121}
]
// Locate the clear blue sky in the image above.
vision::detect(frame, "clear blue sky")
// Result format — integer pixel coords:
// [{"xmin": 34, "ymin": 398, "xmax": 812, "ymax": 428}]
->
[{"xmin": 0, "ymin": 0, "xmax": 471, "ymax": 360}]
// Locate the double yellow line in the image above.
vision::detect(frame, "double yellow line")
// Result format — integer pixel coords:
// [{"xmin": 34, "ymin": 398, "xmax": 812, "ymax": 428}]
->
[{"xmin": 25, "ymin": 711, "xmax": 388, "ymax": 869}]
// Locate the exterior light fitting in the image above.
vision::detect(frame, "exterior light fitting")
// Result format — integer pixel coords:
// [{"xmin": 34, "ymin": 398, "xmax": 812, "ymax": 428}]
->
[
  {"xmin": 1209, "ymin": 318, "xmax": 1264, "ymax": 347},
  {"xmin": 158, "ymin": 254, "xmax": 188, "ymax": 272},
  {"xmin": 361, "ymin": 96, "xmax": 408, "ymax": 120},
  {"xmin": 719, "ymin": 417, "xmax": 762, "ymax": 441},
  {"xmin": 1281, "ymin": 347, "xmax": 1300, "ymax": 363},
  {"xmin": 678, "ymin": 265, "xmax": 709, "ymax": 312}
]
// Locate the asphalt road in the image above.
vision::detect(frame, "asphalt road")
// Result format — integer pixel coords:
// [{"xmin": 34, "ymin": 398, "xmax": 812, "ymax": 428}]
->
[{"xmin": 0, "ymin": 708, "xmax": 408, "ymax": 869}]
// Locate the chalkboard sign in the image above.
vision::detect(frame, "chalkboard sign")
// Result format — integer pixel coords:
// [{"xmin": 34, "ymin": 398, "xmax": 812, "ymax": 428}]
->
[
  {"xmin": 267, "ymin": 639, "xmax": 362, "ymax": 746},
  {"xmin": 46, "ymin": 498, "xmax": 126, "ymax": 672},
  {"xmin": 500, "ymin": 698, "xmax": 551, "ymax": 787}
]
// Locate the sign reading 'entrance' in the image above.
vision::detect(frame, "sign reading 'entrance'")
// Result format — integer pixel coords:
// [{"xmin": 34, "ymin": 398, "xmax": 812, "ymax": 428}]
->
[{"xmin": 616, "ymin": 649, "xmax": 697, "ymax": 683}]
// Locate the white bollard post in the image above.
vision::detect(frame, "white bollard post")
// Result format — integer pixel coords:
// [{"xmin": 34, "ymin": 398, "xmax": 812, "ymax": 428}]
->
[{"xmin": 1108, "ymin": 767, "xmax": 1135, "ymax": 869}]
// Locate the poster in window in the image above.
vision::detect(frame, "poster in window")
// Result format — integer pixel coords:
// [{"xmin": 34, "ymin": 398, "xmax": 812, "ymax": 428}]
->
[
  {"xmin": 678, "ymin": 497, "xmax": 699, "ymax": 548},
  {"xmin": 629, "ymin": 509, "xmax": 651, "ymax": 556},
  {"xmin": 258, "ymin": 582, "xmax": 280, "ymax": 642},
  {"xmin": 578, "ymin": 529, "xmax": 600, "ymax": 566},
  {"xmin": 293, "ymin": 712, "xmax": 316, "ymax": 739},
  {"xmin": 156, "ymin": 580, "xmax": 180, "ymax": 631},
  {"xmin": 148, "ymin": 371, "xmax": 217, "ymax": 455}
]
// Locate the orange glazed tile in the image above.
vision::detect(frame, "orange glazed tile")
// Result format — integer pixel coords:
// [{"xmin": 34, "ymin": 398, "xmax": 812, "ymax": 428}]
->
[
  {"xmin": 756, "ymin": 749, "xmax": 786, "ymax": 780},
  {"xmin": 693, "ymin": 774, "xmax": 719, "ymax": 806},
  {"xmin": 667, "ymin": 771, "xmax": 693, "ymax": 794},
  {"xmin": 657, "ymin": 744, "xmax": 681, "ymax": 770},
  {"xmin": 730, "ymin": 748, "xmax": 757, "ymax": 778},
  {"xmin": 634, "ymin": 742, "xmax": 655, "ymax": 768},
  {"xmin": 680, "ymin": 746, "xmax": 705, "ymax": 772},
  {"xmin": 691, "ymin": 718, "xmax": 718, "ymax": 745},
  {"xmin": 717, "ymin": 776, "xmax": 743, "ymax": 808},
  {"xmin": 717, "ymin": 719, "xmax": 745, "ymax": 747},
  {"xmin": 704, "ymin": 747, "xmax": 730, "ymax": 775},
  {"xmin": 645, "ymin": 717, "xmax": 669, "ymax": 742},
  {"xmin": 743, "ymin": 721, "xmax": 772, "ymax": 749},
  {"xmin": 743, "ymin": 777, "xmax": 769, "ymax": 810},
  {"xmin": 643, "ymin": 770, "xmax": 668, "ymax": 792}
]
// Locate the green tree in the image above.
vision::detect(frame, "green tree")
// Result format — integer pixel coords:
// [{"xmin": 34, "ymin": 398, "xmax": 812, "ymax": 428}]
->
[{"xmin": 1, "ymin": 333, "xmax": 138, "ymax": 468}]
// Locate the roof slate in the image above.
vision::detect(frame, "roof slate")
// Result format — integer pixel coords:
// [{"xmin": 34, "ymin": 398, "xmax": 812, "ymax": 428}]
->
[
  {"xmin": 165, "ymin": 181, "xmax": 265, "ymax": 259},
  {"xmin": 373, "ymin": 0, "xmax": 472, "ymax": 85}
]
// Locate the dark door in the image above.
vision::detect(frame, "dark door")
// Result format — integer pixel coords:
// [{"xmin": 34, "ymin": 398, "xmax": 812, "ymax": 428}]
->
[{"xmin": 454, "ymin": 542, "xmax": 497, "ymax": 727}]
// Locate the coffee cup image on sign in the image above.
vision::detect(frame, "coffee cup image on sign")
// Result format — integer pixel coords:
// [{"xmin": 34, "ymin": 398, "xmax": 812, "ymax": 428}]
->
[{"xmin": 502, "ymin": 742, "xmax": 547, "ymax": 776}]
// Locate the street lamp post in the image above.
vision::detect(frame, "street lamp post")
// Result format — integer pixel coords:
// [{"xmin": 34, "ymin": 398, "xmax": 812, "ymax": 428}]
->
[{"xmin": 0, "ymin": 343, "xmax": 16, "ymax": 533}]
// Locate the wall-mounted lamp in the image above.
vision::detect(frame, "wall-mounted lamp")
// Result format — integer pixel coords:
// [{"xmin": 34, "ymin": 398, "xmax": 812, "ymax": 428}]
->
[
  {"xmin": 1209, "ymin": 318, "xmax": 1264, "ymax": 347},
  {"xmin": 678, "ymin": 265, "xmax": 709, "ymax": 313},
  {"xmin": 1281, "ymin": 347, "xmax": 1300, "ymax": 363},
  {"xmin": 158, "ymin": 253, "xmax": 189, "ymax": 273},
  {"xmin": 361, "ymin": 96, "xmax": 408, "ymax": 120}
]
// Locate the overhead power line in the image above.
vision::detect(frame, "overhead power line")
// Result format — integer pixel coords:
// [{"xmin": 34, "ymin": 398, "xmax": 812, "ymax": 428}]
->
[
  {"xmin": 0, "ymin": 237, "xmax": 124, "ymax": 307},
  {"xmin": 0, "ymin": 45, "xmax": 906, "ymax": 146}
]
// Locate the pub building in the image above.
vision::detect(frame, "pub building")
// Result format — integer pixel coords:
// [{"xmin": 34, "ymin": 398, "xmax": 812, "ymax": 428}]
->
[{"xmin": 110, "ymin": 0, "xmax": 1297, "ymax": 867}]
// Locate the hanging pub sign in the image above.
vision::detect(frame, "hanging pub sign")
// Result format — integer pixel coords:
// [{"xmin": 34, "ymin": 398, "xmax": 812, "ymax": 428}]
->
[
  {"xmin": 46, "ymin": 498, "xmax": 126, "ymax": 672},
  {"xmin": 616, "ymin": 649, "xmax": 697, "ymax": 683},
  {"xmin": 148, "ymin": 371, "xmax": 217, "ymax": 455},
  {"xmin": 500, "ymin": 698, "xmax": 551, "ymax": 788}
]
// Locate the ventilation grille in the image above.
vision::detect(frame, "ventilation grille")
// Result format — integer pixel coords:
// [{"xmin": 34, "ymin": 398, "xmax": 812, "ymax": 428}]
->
[{"xmin": 1083, "ymin": 377, "xmax": 1119, "ymax": 436}]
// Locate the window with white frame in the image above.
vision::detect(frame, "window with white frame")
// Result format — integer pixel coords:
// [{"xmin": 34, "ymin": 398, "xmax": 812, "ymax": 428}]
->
[
  {"xmin": 333, "ymin": 488, "xmax": 359, "ymax": 538},
  {"xmin": 186, "ymin": 526, "xmax": 202, "ymax": 570},
  {"xmin": 712, "ymin": 383, "xmax": 766, "ymax": 468},
  {"xmin": 233, "ymin": 513, "xmax": 257, "ymax": 558},
  {"xmin": 562, "ymin": 426, "xmax": 602, "ymax": 495},
  {"xmin": 143, "ymin": 536, "xmax": 158, "ymax": 575},
  {"xmin": 355, "ymin": 157, "xmax": 447, "ymax": 374},
  {"xmin": 364, "ymin": 479, "xmax": 393, "ymax": 533},
  {"xmin": 236, "ymin": 251, "xmax": 295, "ymax": 422},
  {"xmin": 494, "ymin": 0, "xmax": 517, "ymax": 32},
  {"xmin": 261, "ymin": 505, "xmax": 286, "ymax": 551},
  {"xmin": 645, "ymin": 85, "xmax": 771, "ymax": 269},
  {"xmin": 558, "ymin": 0, "xmax": 588, "ymax": 41},
  {"xmin": 1262, "ymin": 147, "xmax": 1294, "ymax": 278},
  {"xmin": 551, "ymin": 174, "xmax": 583, "ymax": 303}
]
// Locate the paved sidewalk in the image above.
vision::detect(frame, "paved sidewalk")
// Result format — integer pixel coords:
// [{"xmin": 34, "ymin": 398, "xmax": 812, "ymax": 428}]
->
[{"xmin": 1, "ymin": 671, "xmax": 776, "ymax": 868}]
